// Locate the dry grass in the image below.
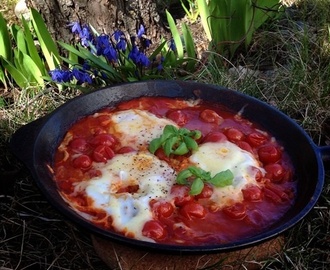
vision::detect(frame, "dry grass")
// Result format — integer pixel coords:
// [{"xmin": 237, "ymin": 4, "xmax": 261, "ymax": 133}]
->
[{"xmin": 1, "ymin": 0, "xmax": 330, "ymax": 269}]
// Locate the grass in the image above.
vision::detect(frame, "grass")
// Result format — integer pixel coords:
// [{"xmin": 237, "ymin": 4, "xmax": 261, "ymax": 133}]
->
[{"xmin": 1, "ymin": 0, "xmax": 330, "ymax": 269}]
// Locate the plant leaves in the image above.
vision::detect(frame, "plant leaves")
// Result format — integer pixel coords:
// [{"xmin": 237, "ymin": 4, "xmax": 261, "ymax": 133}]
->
[
  {"xmin": 210, "ymin": 169, "xmax": 234, "ymax": 187},
  {"xmin": 190, "ymin": 178, "xmax": 204, "ymax": 195},
  {"xmin": 0, "ymin": 13, "xmax": 12, "ymax": 62}
]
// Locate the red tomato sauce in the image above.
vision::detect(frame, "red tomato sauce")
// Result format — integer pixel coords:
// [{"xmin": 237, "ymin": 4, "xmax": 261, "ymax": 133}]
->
[{"xmin": 53, "ymin": 97, "xmax": 296, "ymax": 245}]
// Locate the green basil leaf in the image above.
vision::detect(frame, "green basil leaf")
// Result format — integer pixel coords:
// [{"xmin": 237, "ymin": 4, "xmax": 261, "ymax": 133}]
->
[
  {"xmin": 183, "ymin": 136, "xmax": 198, "ymax": 151},
  {"xmin": 176, "ymin": 169, "xmax": 193, "ymax": 184},
  {"xmin": 164, "ymin": 136, "xmax": 178, "ymax": 156},
  {"xmin": 173, "ymin": 141, "xmax": 189, "ymax": 155},
  {"xmin": 192, "ymin": 130, "xmax": 202, "ymax": 140},
  {"xmin": 149, "ymin": 137, "xmax": 163, "ymax": 154},
  {"xmin": 189, "ymin": 178, "xmax": 204, "ymax": 195},
  {"xmin": 210, "ymin": 169, "xmax": 234, "ymax": 187},
  {"xmin": 164, "ymin": 124, "xmax": 178, "ymax": 135}
]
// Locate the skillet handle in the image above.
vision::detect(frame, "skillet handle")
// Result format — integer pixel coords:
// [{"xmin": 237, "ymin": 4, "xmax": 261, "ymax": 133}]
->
[{"xmin": 10, "ymin": 116, "xmax": 48, "ymax": 170}]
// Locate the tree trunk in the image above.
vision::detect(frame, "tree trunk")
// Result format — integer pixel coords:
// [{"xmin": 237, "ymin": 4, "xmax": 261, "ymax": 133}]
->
[{"xmin": 26, "ymin": 0, "xmax": 185, "ymax": 45}]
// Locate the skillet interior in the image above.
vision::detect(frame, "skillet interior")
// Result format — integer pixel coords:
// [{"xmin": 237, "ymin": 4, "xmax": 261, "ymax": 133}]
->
[{"xmin": 11, "ymin": 80, "xmax": 324, "ymax": 253}]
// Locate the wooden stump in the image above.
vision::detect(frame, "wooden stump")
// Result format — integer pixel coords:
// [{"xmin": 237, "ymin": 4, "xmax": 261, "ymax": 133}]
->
[{"xmin": 92, "ymin": 235, "xmax": 284, "ymax": 270}]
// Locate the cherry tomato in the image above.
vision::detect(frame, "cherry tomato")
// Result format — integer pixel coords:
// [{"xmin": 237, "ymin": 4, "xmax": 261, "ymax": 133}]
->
[
  {"xmin": 226, "ymin": 128, "xmax": 244, "ymax": 142},
  {"xmin": 242, "ymin": 185, "xmax": 263, "ymax": 202},
  {"xmin": 258, "ymin": 145, "xmax": 282, "ymax": 164},
  {"xmin": 195, "ymin": 184, "xmax": 213, "ymax": 199},
  {"xmin": 142, "ymin": 220, "xmax": 167, "ymax": 240},
  {"xmin": 200, "ymin": 109, "xmax": 223, "ymax": 125},
  {"xmin": 117, "ymin": 146, "xmax": 135, "ymax": 154},
  {"xmin": 236, "ymin": 141, "xmax": 253, "ymax": 154},
  {"xmin": 264, "ymin": 183, "xmax": 290, "ymax": 202},
  {"xmin": 265, "ymin": 163, "xmax": 285, "ymax": 182},
  {"xmin": 69, "ymin": 138, "xmax": 89, "ymax": 153},
  {"xmin": 152, "ymin": 201, "xmax": 175, "ymax": 218},
  {"xmin": 72, "ymin": 155, "xmax": 92, "ymax": 169},
  {"xmin": 203, "ymin": 131, "xmax": 227, "ymax": 143},
  {"xmin": 89, "ymin": 134, "xmax": 116, "ymax": 147},
  {"xmin": 171, "ymin": 185, "xmax": 194, "ymax": 207},
  {"xmin": 92, "ymin": 145, "xmax": 115, "ymax": 163},
  {"xmin": 180, "ymin": 201, "xmax": 206, "ymax": 219},
  {"xmin": 222, "ymin": 203, "xmax": 247, "ymax": 219},
  {"xmin": 166, "ymin": 110, "xmax": 188, "ymax": 126},
  {"xmin": 246, "ymin": 132, "xmax": 267, "ymax": 147}
]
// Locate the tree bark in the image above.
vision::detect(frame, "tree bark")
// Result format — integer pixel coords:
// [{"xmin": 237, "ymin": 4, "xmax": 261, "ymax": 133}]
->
[{"xmin": 26, "ymin": 0, "xmax": 185, "ymax": 45}]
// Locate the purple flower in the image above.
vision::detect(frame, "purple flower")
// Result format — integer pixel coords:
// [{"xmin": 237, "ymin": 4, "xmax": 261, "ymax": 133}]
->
[
  {"xmin": 170, "ymin": 39, "xmax": 176, "ymax": 51},
  {"xmin": 128, "ymin": 46, "xmax": 150, "ymax": 67},
  {"xmin": 137, "ymin": 25, "xmax": 145, "ymax": 38},
  {"xmin": 80, "ymin": 24, "xmax": 93, "ymax": 47},
  {"xmin": 113, "ymin": 30, "xmax": 124, "ymax": 42},
  {"xmin": 116, "ymin": 37, "xmax": 127, "ymax": 51},
  {"xmin": 69, "ymin": 22, "xmax": 82, "ymax": 35},
  {"xmin": 72, "ymin": 68, "xmax": 92, "ymax": 84},
  {"xmin": 49, "ymin": 69, "xmax": 73, "ymax": 83}
]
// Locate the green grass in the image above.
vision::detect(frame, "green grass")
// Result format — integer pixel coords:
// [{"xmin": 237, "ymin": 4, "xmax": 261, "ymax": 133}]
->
[{"xmin": 1, "ymin": 0, "xmax": 330, "ymax": 269}]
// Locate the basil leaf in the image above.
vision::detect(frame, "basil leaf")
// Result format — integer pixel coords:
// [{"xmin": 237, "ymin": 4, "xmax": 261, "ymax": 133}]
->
[
  {"xmin": 164, "ymin": 136, "xmax": 178, "ymax": 156},
  {"xmin": 189, "ymin": 178, "xmax": 204, "ymax": 195},
  {"xmin": 173, "ymin": 141, "xmax": 189, "ymax": 155},
  {"xmin": 183, "ymin": 136, "xmax": 198, "ymax": 151},
  {"xmin": 149, "ymin": 137, "xmax": 162, "ymax": 154},
  {"xmin": 176, "ymin": 169, "xmax": 193, "ymax": 184},
  {"xmin": 210, "ymin": 169, "xmax": 234, "ymax": 187}
]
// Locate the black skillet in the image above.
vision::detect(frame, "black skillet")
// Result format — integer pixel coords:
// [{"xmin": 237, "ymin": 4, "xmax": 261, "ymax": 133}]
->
[{"xmin": 10, "ymin": 80, "xmax": 328, "ymax": 254}]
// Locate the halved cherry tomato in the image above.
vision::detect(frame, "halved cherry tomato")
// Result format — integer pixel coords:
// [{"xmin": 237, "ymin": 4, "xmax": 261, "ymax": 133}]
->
[
  {"xmin": 195, "ymin": 184, "xmax": 213, "ymax": 199},
  {"xmin": 180, "ymin": 201, "xmax": 206, "ymax": 219},
  {"xmin": 117, "ymin": 146, "xmax": 135, "ymax": 154},
  {"xmin": 236, "ymin": 141, "xmax": 253, "ymax": 154},
  {"xmin": 166, "ymin": 110, "xmax": 188, "ymax": 126},
  {"xmin": 200, "ymin": 109, "xmax": 223, "ymax": 125},
  {"xmin": 69, "ymin": 138, "xmax": 89, "ymax": 153},
  {"xmin": 258, "ymin": 145, "xmax": 282, "ymax": 164},
  {"xmin": 152, "ymin": 201, "xmax": 175, "ymax": 218},
  {"xmin": 242, "ymin": 185, "xmax": 263, "ymax": 202},
  {"xmin": 89, "ymin": 134, "xmax": 116, "ymax": 147},
  {"xmin": 92, "ymin": 145, "xmax": 115, "ymax": 162},
  {"xmin": 142, "ymin": 220, "xmax": 167, "ymax": 240},
  {"xmin": 222, "ymin": 203, "xmax": 247, "ymax": 219},
  {"xmin": 265, "ymin": 163, "xmax": 285, "ymax": 182},
  {"xmin": 264, "ymin": 183, "xmax": 290, "ymax": 202},
  {"xmin": 72, "ymin": 155, "xmax": 92, "ymax": 169},
  {"xmin": 203, "ymin": 131, "xmax": 226, "ymax": 143},
  {"xmin": 246, "ymin": 132, "xmax": 267, "ymax": 147},
  {"xmin": 171, "ymin": 185, "xmax": 194, "ymax": 207},
  {"xmin": 226, "ymin": 128, "xmax": 244, "ymax": 142}
]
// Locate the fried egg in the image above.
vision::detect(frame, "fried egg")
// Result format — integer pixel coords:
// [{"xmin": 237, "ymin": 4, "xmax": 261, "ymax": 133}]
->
[
  {"xmin": 73, "ymin": 151, "xmax": 176, "ymax": 241},
  {"xmin": 189, "ymin": 141, "xmax": 264, "ymax": 207},
  {"xmin": 110, "ymin": 109, "xmax": 178, "ymax": 149}
]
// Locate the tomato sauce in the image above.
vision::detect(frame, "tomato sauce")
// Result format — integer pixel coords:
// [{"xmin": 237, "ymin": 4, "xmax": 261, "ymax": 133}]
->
[{"xmin": 53, "ymin": 97, "xmax": 296, "ymax": 245}]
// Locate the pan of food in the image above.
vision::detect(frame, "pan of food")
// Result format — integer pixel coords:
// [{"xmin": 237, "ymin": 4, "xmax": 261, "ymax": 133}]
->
[{"xmin": 10, "ymin": 80, "xmax": 327, "ymax": 255}]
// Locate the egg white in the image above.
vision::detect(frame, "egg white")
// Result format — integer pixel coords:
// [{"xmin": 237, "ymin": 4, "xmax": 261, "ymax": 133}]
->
[
  {"xmin": 189, "ymin": 141, "xmax": 264, "ymax": 207},
  {"xmin": 110, "ymin": 109, "xmax": 178, "ymax": 149},
  {"xmin": 73, "ymin": 151, "xmax": 176, "ymax": 241}
]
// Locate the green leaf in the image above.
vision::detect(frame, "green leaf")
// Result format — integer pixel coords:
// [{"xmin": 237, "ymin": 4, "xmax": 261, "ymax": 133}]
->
[
  {"xmin": 181, "ymin": 23, "xmax": 197, "ymax": 71},
  {"xmin": 22, "ymin": 16, "xmax": 47, "ymax": 76},
  {"xmin": 1, "ymin": 57, "xmax": 28, "ymax": 88},
  {"xmin": 149, "ymin": 138, "xmax": 163, "ymax": 154},
  {"xmin": 164, "ymin": 136, "xmax": 178, "ymax": 156},
  {"xmin": 18, "ymin": 51, "xmax": 44, "ymax": 86},
  {"xmin": 183, "ymin": 136, "xmax": 198, "ymax": 151},
  {"xmin": 166, "ymin": 10, "xmax": 184, "ymax": 59},
  {"xmin": 173, "ymin": 141, "xmax": 189, "ymax": 155},
  {"xmin": 210, "ymin": 169, "xmax": 234, "ymax": 187},
  {"xmin": 176, "ymin": 169, "xmax": 193, "ymax": 185},
  {"xmin": 190, "ymin": 178, "xmax": 204, "ymax": 195},
  {"xmin": 30, "ymin": 8, "xmax": 60, "ymax": 70},
  {"xmin": 0, "ymin": 13, "xmax": 12, "ymax": 62}
]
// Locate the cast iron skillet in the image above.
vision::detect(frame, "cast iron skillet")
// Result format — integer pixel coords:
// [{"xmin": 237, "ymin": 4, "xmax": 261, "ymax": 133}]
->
[{"xmin": 10, "ymin": 80, "xmax": 328, "ymax": 254}]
